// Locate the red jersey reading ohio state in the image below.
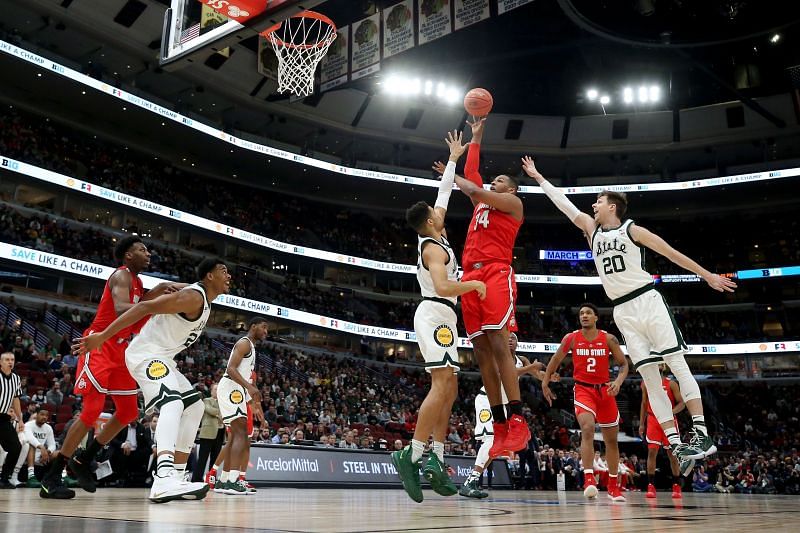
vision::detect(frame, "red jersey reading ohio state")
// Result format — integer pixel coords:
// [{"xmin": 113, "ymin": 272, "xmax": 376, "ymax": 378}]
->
[
  {"xmin": 461, "ymin": 143, "xmax": 522, "ymax": 270},
  {"xmin": 88, "ymin": 266, "xmax": 147, "ymax": 341},
  {"xmin": 569, "ymin": 329, "xmax": 611, "ymax": 385}
]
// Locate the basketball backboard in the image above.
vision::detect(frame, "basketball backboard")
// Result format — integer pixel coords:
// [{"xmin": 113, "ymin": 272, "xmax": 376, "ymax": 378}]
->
[{"xmin": 160, "ymin": 0, "xmax": 327, "ymax": 68}]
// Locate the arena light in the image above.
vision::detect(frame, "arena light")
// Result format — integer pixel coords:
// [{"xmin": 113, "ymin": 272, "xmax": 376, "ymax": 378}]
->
[
  {"xmin": 638, "ymin": 86, "xmax": 649, "ymax": 102},
  {"xmin": 623, "ymin": 87, "xmax": 634, "ymax": 104},
  {"xmin": 770, "ymin": 33, "xmax": 781, "ymax": 44},
  {"xmin": 586, "ymin": 88, "xmax": 598, "ymax": 101},
  {"xmin": 599, "ymin": 95, "xmax": 610, "ymax": 105},
  {"xmin": 424, "ymin": 80, "xmax": 433, "ymax": 95},
  {"xmin": 649, "ymin": 85, "xmax": 660, "ymax": 101}
]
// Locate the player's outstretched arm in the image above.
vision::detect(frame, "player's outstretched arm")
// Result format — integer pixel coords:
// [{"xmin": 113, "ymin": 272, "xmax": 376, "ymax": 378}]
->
[
  {"xmin": 73, "ymin": 289, "xmax": 204, "ymax": 355},
  {"xmin": 518, "ymin": 355, "xmax": 560, "ymax": 382},
  {"xmin": 669, "ymin": 380, "xmax": 686, "ymax": 415},
  {"xmin": 433, "ymin": 130, "xmax": 468, "ymax": 220},
  {"xmin": 521, "ymin": 156, "xmax": 595, "ymax": 236},
  {"xmin": 628, "ymin": 224, "xmax": 737, "ymax": 293},
  {"xmin": 605, "ymin": 334, "xmax": 629, "ymax": 397},
  {"xmin": 542, "ymin": 334, "xmax": 571, "ymax": 406},
  {"xmin": 424, "ymin": 244, "xmax": 486, "ymax": 299},
  {"xmin": 226, "ymin": 338, "xmax": 262, "ymax": 404}
]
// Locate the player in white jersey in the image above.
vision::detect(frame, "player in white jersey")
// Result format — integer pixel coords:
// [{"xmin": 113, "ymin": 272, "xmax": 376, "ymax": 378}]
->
[
  {"xmin": 522, "ymin": 156, "xmax": 736, "ymax": 473},
  {"xmin": 75, "ymin": 258, "xmax": 231, "ymax": 503},
  {"xmin": 392, "ymin": 130, "xmax": 486, "ymax": 503},
  {"xmin": 215, "ymin": 316, "xmax": 268, "ymax": 495},
  {"xmin": 460, "ymin": 333, "xmax": 555, "ymax": 498}
]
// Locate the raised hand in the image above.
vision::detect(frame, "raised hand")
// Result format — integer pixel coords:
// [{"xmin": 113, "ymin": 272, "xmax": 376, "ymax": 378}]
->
[
  {"xmin": 521, "ymin": 155, "xmax": 543, "ymax": 181},
  {"xmin": 432, "ymin": 161, "xmax": 446, "ymax": 175},
  {"xmin": 466, "ymin": 116, "xmax": 486, "ymax": 142},
  {"xmin": 444, "ymin": 130, "xmax": 467, "ymax": 161},
  {"xmin": 705, "ymin": 273, "xmax": 737, "ymax": 293}
]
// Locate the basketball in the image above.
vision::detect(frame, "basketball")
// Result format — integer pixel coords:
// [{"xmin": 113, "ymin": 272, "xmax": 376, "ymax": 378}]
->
[{"xmin": 464, "ymin": 88, "xmax": 493, "ymax": 117}]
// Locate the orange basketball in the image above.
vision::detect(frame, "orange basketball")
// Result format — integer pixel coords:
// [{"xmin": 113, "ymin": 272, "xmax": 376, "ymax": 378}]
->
[{"xmin": 464, "ymin": 88, "xmax": 493, "ymax": 117}]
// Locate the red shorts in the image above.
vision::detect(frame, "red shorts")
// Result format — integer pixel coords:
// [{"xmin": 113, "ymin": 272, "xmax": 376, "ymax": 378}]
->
[
  {"xmin": 225, "ymin": 403, "xmax": 254, "ymax": 437},
  {"xmin": 461, "ymin": 263, "xmax": 517, "ymax": 339},
  {"xmin": 646, "ymin": 416, "xmax": 678, "ymax": 449},
  {"xmin": 573, "ymin": 383, "xmax": 620, "ymax": 427},
  {"xmin": 75, "ymin": 340, "xmax": 137, "ymax": 396}
]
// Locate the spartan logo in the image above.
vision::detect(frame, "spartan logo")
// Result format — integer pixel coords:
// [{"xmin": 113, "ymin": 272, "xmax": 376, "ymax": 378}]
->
[
  {"xmin": 229, "ymin": 389, "xmax": 244, "ymax": 404},
  {"xmin": 145, "ymin": 360, "xmax": 169, "ymax": 380},
  {"xmin": 478, "ymin": 408, "xmax": 492, "ymax": 424},
  {"xmin": 433, "ymin": 324, "xmax": 454, "ymax": 348}
]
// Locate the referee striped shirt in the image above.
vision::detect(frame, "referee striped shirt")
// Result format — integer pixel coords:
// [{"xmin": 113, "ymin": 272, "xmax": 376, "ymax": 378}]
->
[{"xmin": 0, "ymin": 370, "xmax": 21, "ymax": 415}]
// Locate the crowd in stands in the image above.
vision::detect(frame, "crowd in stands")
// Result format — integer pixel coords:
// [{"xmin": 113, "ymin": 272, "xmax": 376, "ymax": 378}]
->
[
  {"xmin": 2, "ymin": 201, "xmax": 796, "ymax": 345},
  {"xmin": 1, "ymin": 107, "xmax": 799, "ymax": 279}
]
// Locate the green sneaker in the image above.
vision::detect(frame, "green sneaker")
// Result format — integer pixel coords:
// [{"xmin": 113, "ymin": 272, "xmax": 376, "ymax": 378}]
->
[
  {"xmin": 224, "ymin": 479, "xmax": 248, "ymax": 496},
  {"xmin": 689, "ymin": 429, "xmax": 717, "ymax": 459},
  {"xmin": 670, "ymin": 443, "xmax": 698, "ymax": 476},
  {"xmin": 423, "ymin": 455, "xmax": 458, "ymax": 497},
  {"xmin": 459, "ymin": 478, "xmax": 489, "ymax": 499},
  {"xmin": 27, "ymin": 476, "xmax": 42, "ymax": 488},
  {"xmin": 213, "ymin": 480, "xmax": 230, "ymax": 493},
  {"xmin": 391, "ymin": 446, "xmax": 423, "ymax": 503}
]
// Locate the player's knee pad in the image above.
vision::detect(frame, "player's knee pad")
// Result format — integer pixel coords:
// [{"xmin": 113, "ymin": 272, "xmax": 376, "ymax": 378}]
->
[
  {"xmin": 639, "ymin": 363, "xmax": 674, "ymax": 425},
  {"xmin": 175, "ymin": 399, "xmax": 204, "ymax": 454},
  {"xmin": 662, "ymin": 353, "xmax": 701, "ymax": 402},
  {"xmin": 111, "ymin": 394, "xmax": 139, "ymax": 425},
  {"xmin": 79, "ymin": 390, "xmax": 106, "ymax": 427}
]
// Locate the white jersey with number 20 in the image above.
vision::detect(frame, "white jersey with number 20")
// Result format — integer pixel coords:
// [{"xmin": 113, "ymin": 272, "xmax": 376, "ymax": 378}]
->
[{"xmin": 591, "ymin": 219, "xmax": 653, "ymax": 301}]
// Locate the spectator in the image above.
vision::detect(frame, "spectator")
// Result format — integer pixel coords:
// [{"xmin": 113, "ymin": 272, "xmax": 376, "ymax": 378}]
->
[
  {"xmin": 693, "ymin": 466, "xmax": 713, "ymax": 493},
  {"xmin": 339, "ymin": 431, "xmax": 357, "ymax": 449},
  {"xmin": 45, "ymin": 382, "xmax": 63, "ymax": 407}
]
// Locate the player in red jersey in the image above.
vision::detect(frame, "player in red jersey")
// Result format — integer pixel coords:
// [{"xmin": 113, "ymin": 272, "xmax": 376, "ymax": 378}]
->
[
  {"xmin": 40, "ymin": 236, "xmax": 179, "ymax": 499},
  {"xmin": 451, "ymin": 117, "xmax": 526, "ymax": 458},
  {"xmin": 542, "ymin": 303, "xmax": 629, "ymax": 502},
  {"xmin": 640, "ymin": 364, "xmax": 685, "ymax": 499}
]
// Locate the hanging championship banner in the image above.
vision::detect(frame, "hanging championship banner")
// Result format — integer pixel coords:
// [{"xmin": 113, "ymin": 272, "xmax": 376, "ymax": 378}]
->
[
  {"xmin": 320, "ymin": 24, "xmax": 350, "ymax": 91},
  {"xmin": 496, "ymin": 0, "xmax": 535, "ymax": 15},
  {"xmin": 351, "ymin": 13, "xmax": 381, "ymax": 80},
  {"xmin": 383, "ymin": 0, "xmax": 414, "ymax": 59},
  {"xmin": 418, "ymin": 0, "xmax": 452, "ymax": 45},
  {"xmin": 454, "ymin": 0, "xmax": 490, "ymax": 30}
]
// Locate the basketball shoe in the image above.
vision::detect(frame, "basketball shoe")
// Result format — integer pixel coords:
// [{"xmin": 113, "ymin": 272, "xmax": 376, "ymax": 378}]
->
[
  {"xmin": 205, "ymin": 468, "xmax": 217, "ymax": 489},
  {"xmin": 149, "ymin": 471, "xmax": 209, "ymax": 503},
  {"xmin": 422, "ymin": 455, "xmax": 457, "ymax": 496},
  {"xmin": 645, "ymin": 483, "xmax": 657, "ymax": 498},
  {"xmin": 68, "ymin": 455, "xmax": 97, "ymax": 493},
  {"xmin": 671, "ymin": 483, "xmax": 682, "ymax": 499},
  {"xmin": 488, "ymin": 422, "xmax": 508, "ymax": 459},
  {"xmin": 688, "ymin": 428, "xmax": 717, "ymax": 459},
  {"xmin": 503, "ymin": 415, "xmax": 530, "ymax": 453},
  {"xmin": 240, "ymin": 475, "xmax": 257, "ymax": 495},
  {"xmin": 459, "ymin": 477, "xmax": 489, "ymax": 499},
  {"xmin": 583, "ymin": 472, "xmax": 598, "ymax": 499},
  {"xmin": 391, "ymin": 445, "xmax": 423, "ymax": 503},
  {"xmin": 607, "ymin": 484, "xmax": 626, "ymax": 502},
  {"xmin": 39, "ymin": 476, "xmax": 76, "ymax": 499},
  {"xmin": 670, "ymin": 443, "xmax": 698, "ymax": 476}
]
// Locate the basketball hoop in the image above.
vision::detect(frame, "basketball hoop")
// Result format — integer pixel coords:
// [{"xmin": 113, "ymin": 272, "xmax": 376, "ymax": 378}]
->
[{"xmin": 263, "ymin": 11, "xmax": 337, "ymax": 97}]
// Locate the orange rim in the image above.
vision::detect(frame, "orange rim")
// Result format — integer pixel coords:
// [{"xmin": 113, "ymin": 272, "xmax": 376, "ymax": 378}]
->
[{"xmin": 262, "ymin": 11, "xmax": 337, "ymax": 50}]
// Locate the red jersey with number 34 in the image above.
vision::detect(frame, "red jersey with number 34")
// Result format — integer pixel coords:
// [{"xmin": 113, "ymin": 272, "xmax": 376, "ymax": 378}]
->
[
  {"xmin": 461, "ymin": 143, "xmax": 522, "ymax": 270},
  {"xmin": 568, "ymin": 329, "xmax": 611, "ymax": 385}
]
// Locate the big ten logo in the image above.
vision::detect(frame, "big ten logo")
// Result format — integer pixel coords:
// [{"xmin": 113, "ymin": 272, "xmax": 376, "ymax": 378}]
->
[
  {"xmin": 701, "ymin": 346, "xmax": 717, "ymax": 353},
  {"xmin": 1, "ymin": 158, "xmax": 20, "ymax": 170},
  {"xmin": 478, "ymin": 409, "xmax": 492, "ymax": 424},
  {"xmin": 433, "ymin": 325, "xmax": 454, "ymax": 348},
  {"xmin": 145, "ymin": 360, "xmax": 170, "ymax": 380},
  {"xmin": 229, "ymin": 390, "xmax": 244, "ymax": 404}
]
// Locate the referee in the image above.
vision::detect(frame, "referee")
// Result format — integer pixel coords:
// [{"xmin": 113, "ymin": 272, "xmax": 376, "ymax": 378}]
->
[{"xmin": 0, "ymin": 351, "xmax": 23, "ymax": 489}]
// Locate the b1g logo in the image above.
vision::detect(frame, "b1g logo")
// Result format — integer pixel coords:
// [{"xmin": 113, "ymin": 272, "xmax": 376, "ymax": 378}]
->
[
  {"xmin": 478, "ymin": 409, "xmax": 492, "ymax": 424},
  {"xmin": 433, "ymin": 325, "xmax": 454, "ymax": 348},
  {"xmin": 145, "ymin": 360, "xmax": 170, "ymax": 380},
  {"xmin": 229, "ymin": 390, "xmax": 244, "ymax": 404}
]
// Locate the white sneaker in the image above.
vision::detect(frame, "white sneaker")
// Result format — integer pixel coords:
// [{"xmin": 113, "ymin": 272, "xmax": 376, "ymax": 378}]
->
[{"xmin": 149, "ymin": 473, "xmax": 209, "ymax": 503}]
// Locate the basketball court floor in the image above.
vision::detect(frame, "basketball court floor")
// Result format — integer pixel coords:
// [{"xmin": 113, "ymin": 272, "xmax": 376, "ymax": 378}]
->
[{"xmin": 1, "ymin": 488, "xmax": 797, "ymax": 532}]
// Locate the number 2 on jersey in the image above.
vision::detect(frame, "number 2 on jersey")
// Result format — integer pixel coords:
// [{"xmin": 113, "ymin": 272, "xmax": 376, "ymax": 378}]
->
[
  {"xmin": 473, "ymin": 209, "xmax": 490, "ymax": 231},
  {"xmin": 586, "ymin": 357, "xmax": 596, "ymax": 373}
]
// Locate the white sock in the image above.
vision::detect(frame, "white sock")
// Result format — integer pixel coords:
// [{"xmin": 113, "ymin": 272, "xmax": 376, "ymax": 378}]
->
[
  {"xmin": 155, "ymin": 453, "xmax": 175, "ymax": 478},
  {"xmin": 411, "ymin": 440, "xmax": 425, "ymax": 463},
  {"xmin": 433, "ymin": 441, "xmax": 445, "ymax": 463},
  {"xmin": 692, "ymin": 415, "xmax": 708, "ymax": 437},
  {"xmin": 212, "ymin": 463, "xmax": 220, "ymax": 471},
  {"xmin": 28, "ymin": 466, "xmax": 35, "ymax": 477},
  {"xmin": 665, "ymin": 427, "xmax": 682, "ymax": 446},
  {"xmin": 466, "ymin": 469, "xmax": 482, "ymax": 483},
  {"xmin": 174, "ymin": 464, "xmax": 186, "ymax": 475},
  {"xmin": 220, "ymin": 470, "xmax": 230, "ymax": 483},
  {"xmin": 230, "ymin": 469, "xmax": 240, "ymax": 482},
  {"xmin": 584, "ymin": 468, "xmax": 594, "ymax": 475}
]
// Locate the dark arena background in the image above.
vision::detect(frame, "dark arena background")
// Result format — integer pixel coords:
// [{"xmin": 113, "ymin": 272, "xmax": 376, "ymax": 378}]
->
[{"xmin": 0, "ymin": 0, "xmax": 799, "ymax": 531}]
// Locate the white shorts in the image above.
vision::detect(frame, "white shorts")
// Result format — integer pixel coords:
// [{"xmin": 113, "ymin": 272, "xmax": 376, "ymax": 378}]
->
[
  {"xmin": 414, "ymin": 300, "xmax": 460, "ymax": 373},
  {"xmin": 613, "ymin": 287, "xmax": 687, "ymax": 372},
  {"xmin": 125, "ymin": 353, "xmax": 200, "ymax": 413},
  {"xmin": 474, "ymin": 392, "xmax": 494, "ymax": 441},
  {"xmin": 217, "ymin": 376, "xmax": 250, "ymax": 426}
]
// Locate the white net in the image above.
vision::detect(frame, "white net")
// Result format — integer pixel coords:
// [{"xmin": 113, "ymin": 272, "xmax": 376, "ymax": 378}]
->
[{"xmin": 265, "ymin": 12, "xmax": 337, "ymax": 97}]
